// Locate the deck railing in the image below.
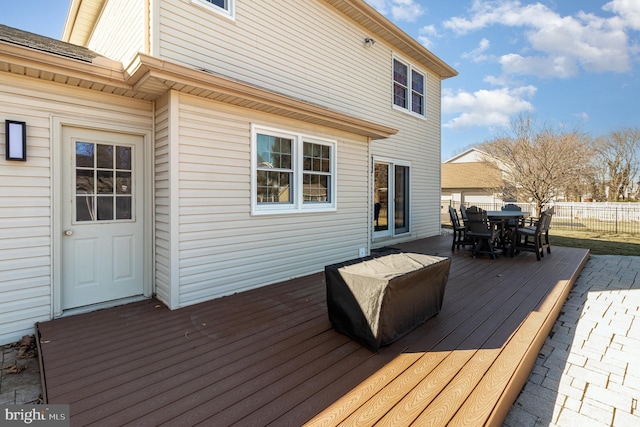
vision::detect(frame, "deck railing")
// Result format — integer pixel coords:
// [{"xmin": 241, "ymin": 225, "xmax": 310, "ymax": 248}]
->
[{"xmin": 442, "ymin": 202, "xmax": 640, "ymax": 235}]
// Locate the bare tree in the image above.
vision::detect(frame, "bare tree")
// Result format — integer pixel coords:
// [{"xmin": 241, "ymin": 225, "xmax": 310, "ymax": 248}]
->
[
  {"xmin": 592, "ymin": 128, "xmax": 640, "ymax": 201},
  {"xmin": 480, "ymin": 114, "xmax": 593, "ymax": 215}
]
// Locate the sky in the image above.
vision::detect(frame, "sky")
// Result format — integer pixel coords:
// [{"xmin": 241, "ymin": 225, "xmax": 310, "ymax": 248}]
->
[{"xmin": 1, "ymin": 1, "xmax": 639, "ymax": 160}]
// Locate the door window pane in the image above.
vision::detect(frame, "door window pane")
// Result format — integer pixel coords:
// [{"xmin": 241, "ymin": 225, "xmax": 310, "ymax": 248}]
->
[
  {"xmin": 76, "ymin": 196, "xmax": 94, "ymax": 221},
  {"xmin": 374, "ymin": 163, "xmax": 389, "ymax": 232},
  {"xmin": 76, "ymin": 142, "xmax": 94, "ymax": 167},
  {"xmin": 395, "ymin": 165, "xmax": 410, "ymax": 233},
  {"xmin": 97, "ymin": 144, "xmax": 113, "ymax": 169},
  {"xmin": 374, "ymin": 162, "xmax": 410, "ymax": 236},
  {"xmin": 97, "ymin": 196, "xmax": 114, "ymax": 221},
  {"xmin": 75, "ymin": 142, "xmax": 133, "ymax": 222},
  {"xmin": 116, "ymin": 172, "xmax": 132, "ymax": 194},
  {"xmin": 116, "ymin": 146, "xmax": 132, "ymax": 170},
  {"xmin": 97, "ymin": 170, "xmax": 114, "ymax": 194},
  {"xmin": 116, "ymin": 197, "xmax": 132, "ymax": 220},
  {"xmin": 76, "ymin": 169, "xmax": 94, "ymax": 194}
]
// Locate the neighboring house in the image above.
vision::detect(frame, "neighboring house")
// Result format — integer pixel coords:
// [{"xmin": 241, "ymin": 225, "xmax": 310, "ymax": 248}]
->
[
  {"xmin": 0, "ymin": 0, "xmax": 456, "ymax": 344},
  {"xmin": 441, "ymin": 148, "xmax": 506, "ymax": 209}
]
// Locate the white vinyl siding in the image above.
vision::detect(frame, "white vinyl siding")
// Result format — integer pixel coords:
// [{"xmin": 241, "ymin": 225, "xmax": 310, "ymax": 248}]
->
[
  {"xmin": 0, "ymin": 73, "xmax": 152, "ymax": 345},
  {"xmin": 153, "ymin": 94, "xmax": 172, "ymax": 307},
  {"xmin": 157, "ymin": 0, "xmax": 392, "ymax": 126},
  {"xmin": 88, "ymin": 0, "xmax": 146, "ymax": 65},
  {"xmin": 172, "ymin": 94, "xmax": 369, "ymax": 306},
  {"xmin": 156, "ymin": 0, "xmax": 443, "ymax": 241}
]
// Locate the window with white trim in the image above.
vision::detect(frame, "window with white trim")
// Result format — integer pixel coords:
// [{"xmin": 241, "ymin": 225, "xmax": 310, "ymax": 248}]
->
[
  {"xmin": 252, "ymin": 126, "xmax": 336, "ymax": 214},
  {"xmin": 393, "ymin": 57, "xmax": 426, "ymax": 117},
  {"xmin": 191, "ymin": 0, "xmax": 235, "ymax": 19}
]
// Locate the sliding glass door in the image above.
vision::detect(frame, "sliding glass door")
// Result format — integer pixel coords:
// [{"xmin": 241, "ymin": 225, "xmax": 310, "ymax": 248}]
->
[{"xmin": 373, "ymin": 159, "xmax": 410, "ymax": 238}]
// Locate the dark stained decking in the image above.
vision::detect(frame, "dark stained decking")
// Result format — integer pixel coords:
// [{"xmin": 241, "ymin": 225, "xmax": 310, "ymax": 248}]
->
[{"xmin": 36, "ymin": 235, "xmax": 590, "ymax": 426}]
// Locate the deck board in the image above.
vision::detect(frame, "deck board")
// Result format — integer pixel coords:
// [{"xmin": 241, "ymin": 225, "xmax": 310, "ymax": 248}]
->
[{"xmin": 37, "ymin": 235, "xmax": 589, "ymax": 426}]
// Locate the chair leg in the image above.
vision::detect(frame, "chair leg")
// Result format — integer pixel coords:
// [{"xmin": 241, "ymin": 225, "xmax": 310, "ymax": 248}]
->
[
  {"xmin": 538, "ymin": 235, "xmax": 544, "ymax": 258},
  {"xmin": 487, "ymin": 238, "xmax": 497, "ymax": 259},
  {"xmin": 472, "ymin": 238, "xmax": 481, "ymax": 257},
  {"xmin": 545, "ymin": 231, "xmax": 551, "ymax": 253}
]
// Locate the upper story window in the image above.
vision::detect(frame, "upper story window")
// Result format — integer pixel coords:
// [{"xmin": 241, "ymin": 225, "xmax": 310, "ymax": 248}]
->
[
  {"xmin": 191, "ymin": 0, "xmax": 235, "ymax": 19},
  {"xmin": 393, "ymin": 58, "xmax": 426, "ymax": 117},
  {"xmin": 252, "ymin": 125, "xmax": 337, "ymax": 215}
]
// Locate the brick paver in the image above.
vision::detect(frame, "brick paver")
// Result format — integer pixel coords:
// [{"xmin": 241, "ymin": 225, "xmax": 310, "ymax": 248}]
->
[
  {"xmin": 504, "ymin": 255, "xmax": 640, "ymax": 427},
  {"xmin": 0, "ymin": 340, "xmax": 41, "ymax": 405}
]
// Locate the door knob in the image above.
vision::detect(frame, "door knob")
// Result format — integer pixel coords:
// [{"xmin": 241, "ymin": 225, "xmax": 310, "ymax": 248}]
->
[{"xmin": 64, "ymin": 230, "xmax": 73, "ymax": 236}]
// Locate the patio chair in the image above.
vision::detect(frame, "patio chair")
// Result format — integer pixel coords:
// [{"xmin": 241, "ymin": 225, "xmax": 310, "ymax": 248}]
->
[
  {"xmin": 513, "ymin": 211, "xmax": 549, "ymax": 261},
  {"xmin": 465, "ymin": 206, "xmax": 500, "ymax": 259},
  {"xmin": 501, "ymin": 203, "xmax": 524, "ymax": 227},
  {"xmin": 540, "ymin": 207, "xmax": 554, "ymax": 254},
  {"xmin": 521, "ymin": 207, "xmax": 554, "ymax": 253},
  {"xmin": 459, "ymin": 204, "xmax": 468, "ymax": 222},
  {"xmin": 448, "ymin": 206, "xmax": 471, "ymax": 250}
]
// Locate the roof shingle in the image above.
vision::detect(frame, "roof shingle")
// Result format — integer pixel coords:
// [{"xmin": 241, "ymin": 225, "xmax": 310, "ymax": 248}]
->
[
  {"xmin": 0, "ymin": 24, "xmax": 100, "ymax": 63},
  {"xmin": 441, "ymin": 162, "xmax": 503, "ymax": 189}
]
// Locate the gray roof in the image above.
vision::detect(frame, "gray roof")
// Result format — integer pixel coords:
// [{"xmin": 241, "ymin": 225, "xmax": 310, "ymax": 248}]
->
[{"xmin": 0, "ymin": 24, "xmax": 101, "ymax": 63}]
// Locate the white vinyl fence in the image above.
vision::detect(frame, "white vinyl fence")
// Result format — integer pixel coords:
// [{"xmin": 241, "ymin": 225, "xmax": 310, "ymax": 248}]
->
[{"xmin": 442, "ymin": 202, "xmax": 640, "ymax": 235}]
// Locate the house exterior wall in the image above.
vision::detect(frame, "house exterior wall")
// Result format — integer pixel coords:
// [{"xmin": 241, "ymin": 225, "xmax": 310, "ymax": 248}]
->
[
  {"xmin": 87, "ymin": 0, "xmax": 146, "ymax": 65},
  {"xmin": 371, "ymin": 71, "xmax": 443, "ymax": 243},
  {"xmin": 153, "ymin": 93, "xmax": 173, "ymax": 307},
  {"xmin": 441, "ymin": 190, "xmax": 502, "ymax": 207},
  {"xmin": 0, "ymin": 0, "xmax": 451, "ymax": 343},
  {"xmin": 446, "ymin": 150, "xmax": 486, "ymax": 163},
  {"xmin": 154, "ymin": 0, "xmax": 444, "ymax": 243},
  {"xmin": 170, "ymin": 92, "xmax": 370, "ymax": 307},
  {"xmin": 157, "ymin": 0, "xmax": 387, "ymax": 122},
  {"xmin": 0, "ymin": 72, "xmax": 152, "ymax": 344}
]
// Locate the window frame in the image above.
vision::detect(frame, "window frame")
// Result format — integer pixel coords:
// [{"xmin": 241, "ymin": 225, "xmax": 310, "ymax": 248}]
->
[
  {"xmin": 191, "ymin": 0, "xmax": 235, "ymax": 20},
  {"xmin": 251, "ymin": 125, "xmax": 337, "ymax": 215},
  {"xmin": 392, "ymin": 56, "xmax": 427, "ymax": 119}
]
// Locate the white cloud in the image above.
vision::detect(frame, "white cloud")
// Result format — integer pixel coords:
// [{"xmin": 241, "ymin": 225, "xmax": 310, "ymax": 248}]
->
[
  {"xmin": 442, "ymin": 85, "xmax": 536, "ymax": 129},
  {"xmin": 365, "ymin": 0, "xmax": 425, "ymax": 23},
  {"xmin": 444, "ymin": 1, "xmax": 556, "ymax": 34},
  {"xmin": 500, "ymin": 53, "xmax": 579, "ymax": 78},
  {"xmin": 443, "ymin": 0, "xmax": 635, "ymax": 77},
  {"xmin": 604, "ymin": 0, "xmax": 640, "ymax": 30},
  {"xmin": 417, "ymin": 25, "xmax": 438, "ymax": 49},
  {"xmin": 462, "ymin": 38, "xmax": 492, "ymax": 63},
  {"xmin": 574, "ymin": 112, "xmax": 590, "ymax": 123}
]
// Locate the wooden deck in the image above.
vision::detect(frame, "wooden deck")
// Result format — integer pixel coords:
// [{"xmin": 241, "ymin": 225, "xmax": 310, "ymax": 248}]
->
[{"xmin": 36, "ymin": 235, "xmax": 590, "ymax": 426}]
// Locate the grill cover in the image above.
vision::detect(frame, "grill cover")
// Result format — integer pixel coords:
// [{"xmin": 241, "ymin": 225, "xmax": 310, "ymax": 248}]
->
[{"xmin": 325, "ymin": 252, "xmax": 451, "ymax": 351}]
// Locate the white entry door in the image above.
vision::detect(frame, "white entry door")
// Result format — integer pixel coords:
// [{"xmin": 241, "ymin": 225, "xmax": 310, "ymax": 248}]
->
[{"xmin": 61, "ymin": 126, "xmax": 145, "ymax": 310}]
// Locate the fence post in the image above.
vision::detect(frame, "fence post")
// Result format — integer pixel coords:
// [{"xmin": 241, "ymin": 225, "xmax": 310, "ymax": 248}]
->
[{"xmin": 571, "ymin": 204, "xmax": 574, "ymax": 231}]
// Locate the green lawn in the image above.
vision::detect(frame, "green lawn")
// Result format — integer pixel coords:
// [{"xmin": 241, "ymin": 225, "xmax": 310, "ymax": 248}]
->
[{"xmin": 549, "ymin": 230, "xmax": 640, "ymax": 256}]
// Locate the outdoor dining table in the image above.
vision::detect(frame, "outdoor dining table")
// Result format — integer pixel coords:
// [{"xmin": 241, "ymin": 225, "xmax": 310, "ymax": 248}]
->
[
  {"xmin": 486, "ymin": 210, "xmax": 531, "ymax": 221},
  {"xmin": 486, "ymin": 210, "xmax": 531, "ymax": 253}
]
